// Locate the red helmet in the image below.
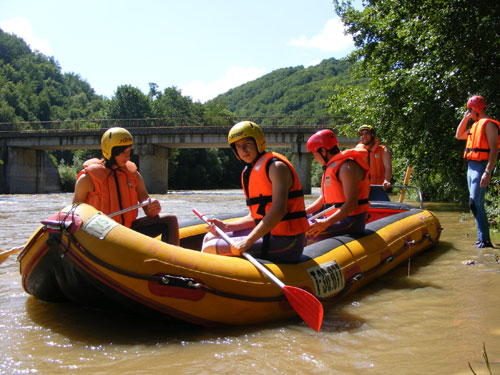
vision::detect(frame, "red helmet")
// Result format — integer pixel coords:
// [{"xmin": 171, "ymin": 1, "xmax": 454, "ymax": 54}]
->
[
  {"xmin": 467, "ymin": 95, "xmax": 487, "ymax": 113},
  {"xmin": 306, "ymin": 129, "xmax": 339, "ymax": 153}
]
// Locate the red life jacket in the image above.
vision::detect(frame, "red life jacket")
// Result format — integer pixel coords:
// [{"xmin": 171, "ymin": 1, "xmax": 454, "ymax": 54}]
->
[
  {"xmin": 242, "ymin": 152, "xmax": 309, "ymax": 236},
  {"xmin": 464, "ymin": 118, "xmax": 500, "ymax": 161},
  {"xmin": 321, "ymin": 149, "xmax": 370, "ymax": 217},
  {"xmin": 355, "ymin": 137, "xmax": 388, "ymax": 184},
  {"xmin": 77, "ymin": 158, "xmax": 139, "ymax": 227}
]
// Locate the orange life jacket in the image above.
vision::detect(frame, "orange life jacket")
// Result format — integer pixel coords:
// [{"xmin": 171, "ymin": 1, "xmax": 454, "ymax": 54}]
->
[
  {"xmin": 464, "ymin": 118, "xmax": 500, "ymax": 161},
  {"xmin": 242, "ymin": 152, "xmax": 309, "ymax": 236},
  {"xmin": 321, "ymin": 149, "xmax": 370, "ymax": 217},
  {"xmin": 77, "ymin": 158, "xmax": 139, "ymax": 227},
  {"xmin": 355, "ymin": 137, "xmax": 388, "ymax": 184}
]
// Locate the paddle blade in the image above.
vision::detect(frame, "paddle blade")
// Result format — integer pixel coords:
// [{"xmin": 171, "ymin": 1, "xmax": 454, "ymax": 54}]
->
[
  {"xmin": 282, "ymin": 285, "xmax": 323, "ymax": 332},
  {"xmin": 0, "ymin": 247, "xmax": 23, "ymax": 265}
]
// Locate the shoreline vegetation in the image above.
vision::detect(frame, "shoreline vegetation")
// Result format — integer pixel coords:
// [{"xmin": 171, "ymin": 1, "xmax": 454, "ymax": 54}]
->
[{"xmin": 2, "ymin": 0, "xmax": 500, "ymax": 227}]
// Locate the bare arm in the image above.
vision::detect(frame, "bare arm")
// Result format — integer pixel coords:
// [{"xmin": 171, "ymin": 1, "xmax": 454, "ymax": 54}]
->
[
  {"xmin": 72, "ymin": 173, "xmax": 94, "ymax": 203},
  {"xmin": 480, "ymin": 122, "xmax": 499, "ymax": 187},
  {"xmin": 230, "ymin": 160, "xmax": 292, "ymax": 255},
  {"xmin": 135, "ymin": 172, "xmax": 161, "ymax": 216},
  {"xmin": 456, "ymin": 109, "xmax": 473, "ymax": 140},
  {"xmin": 205, "ymin": 213, "xmax": 256, "ymax": 236},
  {"xmin": 382, "ymin": 147, "xmax": 392, "ymax": 189},
  {"xmin": 306, "ymin": 195, "xmax": 325, "ymax": 215}
]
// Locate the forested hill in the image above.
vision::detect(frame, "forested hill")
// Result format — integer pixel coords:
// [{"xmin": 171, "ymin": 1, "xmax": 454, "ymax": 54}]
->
[
  {"xmin": 0, "ymin": 28, "xmax": 106, "ymax": 123},
  {"xmin": 212, "ymin": 58, "xmax": 357, "ymax": 118}
]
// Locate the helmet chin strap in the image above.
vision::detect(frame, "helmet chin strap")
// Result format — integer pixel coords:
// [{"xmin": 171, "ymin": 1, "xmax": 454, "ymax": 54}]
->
[{"xmin": 319, "ymin": 148, "xmax": 329, "ymax": 167}]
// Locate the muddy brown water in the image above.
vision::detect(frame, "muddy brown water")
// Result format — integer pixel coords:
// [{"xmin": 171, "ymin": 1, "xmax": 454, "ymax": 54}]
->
[{"xmin": 1, "ymin": 191, "xmax": 499, "ymax": 374}]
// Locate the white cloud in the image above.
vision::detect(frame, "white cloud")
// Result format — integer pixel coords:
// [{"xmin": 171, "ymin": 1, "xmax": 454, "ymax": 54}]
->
[
  {"xmin": 0, "ymin": 17, "xmax": 53, "ymax": 56},
  {"xmin": 180, "ymin": 66, "xmax": 267, "ymax": 103},
  {"xmin": 305, "ymin": 59, "xmax": 322, "ymax": 68},
  {"xmin": 288, "ymin": 18, "xmax": 353, "ymax": 53}
]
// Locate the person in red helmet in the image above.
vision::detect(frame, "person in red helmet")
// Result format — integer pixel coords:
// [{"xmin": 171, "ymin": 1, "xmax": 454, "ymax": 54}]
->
[
  {"xmin": 305, "ymin": 129, "xmax": 370, "ymax": 242},
  {"xmin": 73, "ymin": 127, "xmax": 179, "ymax": 245},
  {"xmin": 456, "ymin": 95, "xmax": 500, "ymax": 248}
]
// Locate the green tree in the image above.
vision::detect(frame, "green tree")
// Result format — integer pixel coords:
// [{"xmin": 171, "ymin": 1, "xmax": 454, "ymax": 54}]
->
[
  {"xmin": 329, "ymin": 0, "xmax": 500, "ymax": 202},
  {"xmin": 107, "ymin": 85, "xmax": 152, "ymax": 120},
  {"xmin": 152, "ymin": 86, "xmax": 204, "ymax": 122}
]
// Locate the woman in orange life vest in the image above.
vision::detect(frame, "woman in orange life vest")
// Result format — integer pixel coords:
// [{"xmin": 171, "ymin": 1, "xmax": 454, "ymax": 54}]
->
[
  {"xmin": 456, "ymin": 95, "xmax": 500, "ymax": 248},
  {"xmin": 305, "ymin": 129, "xmax": 370, "ymax": 242},
  {"xmin": 201, "ymin": 121, "xmax": 309, "ymax": 262},
  {"xmin": 72, "ymin": 127, "xmax": 179, "ymax": 245},
  {"xmin": 355, "ymin": 124, "xmax": 392, "ymax": 201}
]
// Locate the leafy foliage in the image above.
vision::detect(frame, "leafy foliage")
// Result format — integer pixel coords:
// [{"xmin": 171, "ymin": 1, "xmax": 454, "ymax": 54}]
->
[
  {"xmin": 0, "ymin": 29, "xmax": 106, "ymax": 127},
  {"xmin": 213, "ymin": 58, "xmax": 358, "ymax": 121},
  {"xmin": 329, "ymin": 0, "xmax": 500, "ymax": 202}
]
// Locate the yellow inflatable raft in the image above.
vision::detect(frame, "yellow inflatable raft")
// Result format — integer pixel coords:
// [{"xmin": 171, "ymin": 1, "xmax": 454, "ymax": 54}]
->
[{"xmin": 19, "ymin": 201, "xmax": 441, "ymax": 328}]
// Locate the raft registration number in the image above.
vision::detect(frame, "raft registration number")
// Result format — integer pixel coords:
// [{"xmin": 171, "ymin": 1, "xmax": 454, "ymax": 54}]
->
[
  {"xmin": 307, "ymin": 260, "xmax": 344, "ymax": 298},
  {"xmin": 82, "ymin": 214, "xmax": 118, "ymax": 240}
]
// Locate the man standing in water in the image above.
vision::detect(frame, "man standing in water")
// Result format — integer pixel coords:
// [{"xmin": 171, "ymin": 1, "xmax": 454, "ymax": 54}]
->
[
  {"xmin": 456, "ymin": 95, "xmax": 500, "ymax": 248},
  {"xmin": 201, "ymin": 121, "xmax": 309, "ymax": 262}
]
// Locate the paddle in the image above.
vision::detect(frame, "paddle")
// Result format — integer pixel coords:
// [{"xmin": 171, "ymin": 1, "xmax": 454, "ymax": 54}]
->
[
  {"xmin": 309, "ymin": 205, "xmax": 337, "ymax": 221},
  {"xmin": 0, "ymin": 199, "xmax": 153, "ymax": 265},
  {"xmin": 108, "ymin": 199, "xmax": 152, "ymax": 218},
  {"xmin": 192, "ymin": 208, "xmax": 323, "ymax": 332},
  {"xmin": 398, "ymin": 165, "xmax": 413, "ymax": 203}
]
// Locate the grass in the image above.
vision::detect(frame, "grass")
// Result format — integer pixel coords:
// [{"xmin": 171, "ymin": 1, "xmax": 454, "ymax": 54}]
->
[{"xmin": 469, "ymin": 343, "xmax": 493, "ymax": 375}]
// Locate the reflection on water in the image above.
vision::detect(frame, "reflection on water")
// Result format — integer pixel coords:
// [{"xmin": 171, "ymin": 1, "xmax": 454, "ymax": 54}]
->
[{"xmin": 1, "ymin": 192, "xmax": 500, "ymax": 374}]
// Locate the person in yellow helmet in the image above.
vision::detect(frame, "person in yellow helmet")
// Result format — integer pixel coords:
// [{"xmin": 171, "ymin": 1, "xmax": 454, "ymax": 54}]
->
[
  {"xmin": 201, "ymin": 121, "xmax": 309, "ymax": 262},
  {"xmin": 456, "ymin": 95, "xmax": 500, "ymax": 248},
  {"xmin": 355, "ymin": 124, "xmax": 392, "ymax": 201},
  {"xmin": 72, "ymin": 127, "xmax": 179, "ymax": 245}
]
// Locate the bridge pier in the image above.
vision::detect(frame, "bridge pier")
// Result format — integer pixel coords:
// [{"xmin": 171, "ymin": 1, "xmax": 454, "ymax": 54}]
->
[
  {"xmin": 135, "ymin": 144, "xmax": 170, "ymax": 194},
  {"xmin": 292, "ymin": 141, "xmax": 312, "ymax": 195},
  {"xmin": 3, "ymin": 147, "xmax": 47, "ymax": 193}
]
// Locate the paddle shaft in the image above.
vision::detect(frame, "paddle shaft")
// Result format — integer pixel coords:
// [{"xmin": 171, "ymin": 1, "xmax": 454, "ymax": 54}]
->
[
  {"xmin": 309, "ymin": 205, "xmax": 337, "ymax": 221},
  {"xmin": 109, "ymin": 199, "xmax": 152, "ymax": 217},
  {"xmin": 398, "ymin": 165, "xmax": 413, "ymax": 203}
]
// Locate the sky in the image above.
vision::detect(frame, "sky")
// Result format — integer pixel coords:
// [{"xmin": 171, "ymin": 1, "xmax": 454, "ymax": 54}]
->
[{"xmin": 0, "ymin": 0, "xmax": 358, "ymax": 103}]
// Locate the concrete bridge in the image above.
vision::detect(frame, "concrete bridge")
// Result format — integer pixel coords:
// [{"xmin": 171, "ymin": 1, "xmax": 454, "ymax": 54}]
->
[{"xmin": 0, "ymin": 118, "xmax": 357, "ymax": 194}]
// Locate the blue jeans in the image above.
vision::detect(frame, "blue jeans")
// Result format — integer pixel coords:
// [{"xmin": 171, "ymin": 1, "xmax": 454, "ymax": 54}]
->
[{"xmin": 467, "ymin": 160, "xmax": 490, "ymax": 241}]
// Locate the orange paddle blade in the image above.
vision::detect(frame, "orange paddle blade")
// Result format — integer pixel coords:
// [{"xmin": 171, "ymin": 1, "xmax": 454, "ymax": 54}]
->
[{"xmin": 283, "ymin": 285, "xmax": 323, "ymax": 332}]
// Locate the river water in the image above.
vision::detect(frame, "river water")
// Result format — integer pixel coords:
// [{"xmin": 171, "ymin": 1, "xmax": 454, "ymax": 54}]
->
[{"xmin": 1, "ymin": 191, "xmax": 500, "ymax": 374}]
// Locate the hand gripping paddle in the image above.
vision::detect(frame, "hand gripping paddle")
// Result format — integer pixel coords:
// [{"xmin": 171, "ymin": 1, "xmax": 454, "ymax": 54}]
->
[{"xmin": 193, "ymin": 208, "xmax": 323, "ymax": 332}]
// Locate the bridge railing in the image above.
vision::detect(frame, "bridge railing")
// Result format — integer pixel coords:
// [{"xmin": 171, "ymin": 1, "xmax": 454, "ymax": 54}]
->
[{"xmin": 0, "ymin": 116, "xmax": 346, "ymax": 132}]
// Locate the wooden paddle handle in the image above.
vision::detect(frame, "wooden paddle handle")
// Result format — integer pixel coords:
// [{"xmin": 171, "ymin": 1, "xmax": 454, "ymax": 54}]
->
[{"xmin": 398, "ymin": 165, "xmax": 413, "ymax": 203}]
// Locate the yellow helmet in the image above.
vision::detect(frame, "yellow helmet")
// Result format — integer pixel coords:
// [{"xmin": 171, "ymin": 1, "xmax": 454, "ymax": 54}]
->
[
  {"xmin": 227, "ymin": 121, "xmax": 266, "ymax": 160},
  {"xmin": 101, "ymin": 127, "xmax": 133, "ymax": 159},
  {"xmin": 358, "ymin": 124, "xmax": 375, "ymax": 136}
]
